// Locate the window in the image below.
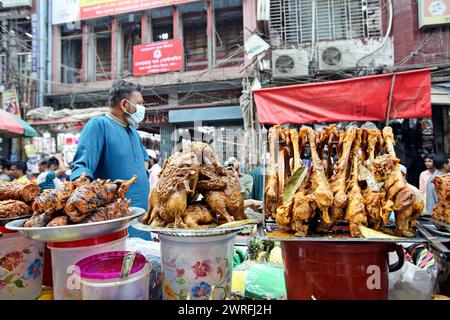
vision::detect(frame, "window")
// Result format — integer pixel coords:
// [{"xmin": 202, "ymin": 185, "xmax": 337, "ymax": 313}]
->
[
  {"xmin": 270, "ymin": 0, "xmax": 382, "ymax": 45},
  {"xmin": 215, "ymin": 4, "xmax": 244, "ymax": 68},
  {"xmin": 119, "ymin": 14, "xmax": 142, "ymax": 77},
  {"xmin": 93, "ymin": 18, "xmax": 112, "ymax": 81},
  {"xmin": 182, "ymin": 3, "xmax": 208, "ymax": 71},
  {"xmin": 61, "ymin": 29, "xmax": 82, "ymax": 84},
  {"xmin": 152, "ymin": 7, "xmax": 173, "ymax": 42}
]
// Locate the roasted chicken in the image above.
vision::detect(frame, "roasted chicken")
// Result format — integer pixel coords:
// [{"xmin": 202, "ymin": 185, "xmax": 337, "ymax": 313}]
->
[
  {"xmin": 265, "ymin": 125, "xmax": 423, "ymax": 238},
  {"xmin": 345, "ymin": 129, "xmax": 368, "ymax": 237},
  {"xmin": 32, "ymin": 181, "xmax": 75, "ymax": 221},
  {"xmin": 264, "ymin": 125, "xmax": 279, "ymax": 219},
  {"xmin": 65, "ymin": 176, "xmax": 136, "ymax": 223},
  {"xmin": 144, "ymin": 141, "xmax": 246, "ymax": 229},
  {"xmin": 47, "ymin": 215, "xmax": 69, "ymax": 227},
  {"xmin": 204, "ymin": 168, "xmax": 246, "ymax": 223},
  {"xmin": 177, "ymin": 204, "xmax": 217, "ymax": 228},
  {"xmin": 306, "ymin": 127, "xmax": 333, "ymax": 231},
  {"xmin": 432, "ymin": 174, "xmax": 450, "ymax": 224},
  {"xmin": 81, "ymin": 199, "xmax": 132, "ymax": 223},
  {"xmin": 0, "ymin": 200, "xmax": 31, "ymax": 218},
  {"xmin": 0, "ymin": 182, "xmax": 40, "ymax": 203}
]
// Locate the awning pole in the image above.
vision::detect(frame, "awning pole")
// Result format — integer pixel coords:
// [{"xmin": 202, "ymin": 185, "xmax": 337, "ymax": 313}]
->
[{"xmin": 385, "ymin": 73, "xmax": 397, "ymax": 126}]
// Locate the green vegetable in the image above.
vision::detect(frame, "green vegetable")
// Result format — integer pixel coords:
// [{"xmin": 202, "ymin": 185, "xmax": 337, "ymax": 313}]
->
[{"xmin": 283, "ymin": 165, "xmax": 307, "ymax": 204}]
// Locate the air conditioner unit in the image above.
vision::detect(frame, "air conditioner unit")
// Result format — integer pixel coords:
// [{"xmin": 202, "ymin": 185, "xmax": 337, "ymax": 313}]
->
[
  {"xmin": 318, "ymin": 38, "xmax": 394, "ymax": 71},
  {"xmin": 272, "ymin": 48, "xmax": 310, "ymax": 78}
]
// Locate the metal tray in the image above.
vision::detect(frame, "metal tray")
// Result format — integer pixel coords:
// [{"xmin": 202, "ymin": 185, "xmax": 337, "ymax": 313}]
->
[
  {"xmin": 258, "ymin": 222, "xmax": 428, "ymax": 243},
  {"xmin": 416, "ymin": 219, "xmax": 450, "ymax": 239},
  {"xmin": 423, "ymin": 217, "xmax": 450, "ymax": 233},
  {"xmin": 0, "ymin": 215, "xmax": 32, "ymax": 226},
  {"xmin": 5, "ymin": 207, "xmax": 146, "ymax": 242},
  {"xmin": 130, "ymin": 216, "xmax": 256, "ymax": 238}
]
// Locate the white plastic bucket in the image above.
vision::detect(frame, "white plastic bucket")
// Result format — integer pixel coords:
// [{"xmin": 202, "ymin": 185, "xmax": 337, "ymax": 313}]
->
[
  {"xmin": 0, "ymin": 227, "xmax": 45, "ymax": 300},
  {"xmin": 47, "ymin": 228, "xmax": 128, "ymax": 300},
  {"xmin": 159, "ymin": 233, "xmax": 235, "ymax": 300},
  {"xmin": 76, "ymin": 251, "xmax": 150, "ymax": 300}
]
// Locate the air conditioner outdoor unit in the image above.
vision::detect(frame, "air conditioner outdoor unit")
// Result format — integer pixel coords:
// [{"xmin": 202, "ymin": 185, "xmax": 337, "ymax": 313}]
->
[
  {"xmin": 318, "ymin": 38, "xmax": 394, "ymax": 71},
  {"xmin": 272, "ymin": 48, "xmax": 310, "ymax": 78}
]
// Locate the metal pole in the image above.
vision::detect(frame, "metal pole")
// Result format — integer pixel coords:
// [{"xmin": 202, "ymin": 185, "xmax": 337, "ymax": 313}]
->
[
  {"xmin": 47, "ymin": 0, "xmax": 52, "ymax": 96},
  {"xmin": 385, "ymin": 73, "xmax": 396, "ymax": 126}
]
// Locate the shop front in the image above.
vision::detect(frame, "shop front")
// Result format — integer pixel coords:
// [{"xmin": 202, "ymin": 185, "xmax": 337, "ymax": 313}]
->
[{"xmin": 168, "ymin": 105, "xmax": 245, "ymax": 166}]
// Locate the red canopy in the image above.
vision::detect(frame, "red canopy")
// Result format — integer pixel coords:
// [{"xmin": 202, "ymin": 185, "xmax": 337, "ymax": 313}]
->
[{"xmin": 254, "ymin": 69, "xmax": 431, "ymax": 125}]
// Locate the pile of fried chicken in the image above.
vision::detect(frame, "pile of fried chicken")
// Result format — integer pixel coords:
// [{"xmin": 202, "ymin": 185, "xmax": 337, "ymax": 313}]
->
[
  {"xmin": 432, "ymin": 174, "xmax": 450, "ymax": 224},
  {"xmin": 265, "ymin": 125, "xmax": 424, "ymax": 238},
  {"xmin": 0, "ymin": 182, "xmax": 40, "ymax": 219},
  {"xmin": 23, "ymin": 174, "xmax": 136, "ymax": 227},
  {"xmin": 142, "ymin": 141, "xmax": 247, "ymax": 228}
]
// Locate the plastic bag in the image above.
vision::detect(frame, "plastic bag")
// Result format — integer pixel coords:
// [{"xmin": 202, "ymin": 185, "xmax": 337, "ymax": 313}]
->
[
  {"xmin": 388, "ymin": 252, "xmax": 437, "ymax": 300},
  {"xmin": 232, "ymin": 261, "xmax": 286, "ymax": 300},
  {"xmin": 126, "ymin": 238, "xmax": 163, "ymax": 300}
]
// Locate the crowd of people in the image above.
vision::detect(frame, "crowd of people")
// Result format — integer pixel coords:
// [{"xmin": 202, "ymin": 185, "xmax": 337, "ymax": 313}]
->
[{"xmin": 0, "ymin": 154, "xmax": 70, "ymax": 189}]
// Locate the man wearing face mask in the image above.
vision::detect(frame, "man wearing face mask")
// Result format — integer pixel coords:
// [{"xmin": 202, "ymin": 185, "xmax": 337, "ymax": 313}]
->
[{"xmin": 70, "ymin": 80, "xmax": 150, "ymax": 238}]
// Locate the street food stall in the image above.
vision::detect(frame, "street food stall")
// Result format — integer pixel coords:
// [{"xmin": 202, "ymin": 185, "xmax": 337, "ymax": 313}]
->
[
  {"xmin": 1, "ymin": 69, "xmax": 449, "ymax": 300},
  {"xmin": 252, "ymin": 68, "xmax": 450, "ymax": 299}
]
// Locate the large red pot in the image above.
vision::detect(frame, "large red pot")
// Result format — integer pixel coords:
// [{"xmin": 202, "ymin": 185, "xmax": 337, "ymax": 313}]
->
[{"xmin": 281, "ymin": 241, "xmax": 404, "ymax": 300}]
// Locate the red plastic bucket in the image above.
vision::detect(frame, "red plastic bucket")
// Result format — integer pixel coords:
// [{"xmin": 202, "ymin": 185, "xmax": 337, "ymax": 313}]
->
[{"xmin": 281, "ymin": 241, "xmax": 404, "ymax": 300}]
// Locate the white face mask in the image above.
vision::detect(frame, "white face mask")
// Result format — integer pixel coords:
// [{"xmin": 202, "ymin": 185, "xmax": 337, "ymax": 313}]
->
[{"xmin": 124, "ymin": 100, "xmax": 146, "ymax": 125}]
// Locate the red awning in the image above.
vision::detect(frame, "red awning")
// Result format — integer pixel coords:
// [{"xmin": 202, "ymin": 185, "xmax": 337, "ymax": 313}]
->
[{"xmin": 254, "ymin": 69, "xmax": 431, "ymax": 125}]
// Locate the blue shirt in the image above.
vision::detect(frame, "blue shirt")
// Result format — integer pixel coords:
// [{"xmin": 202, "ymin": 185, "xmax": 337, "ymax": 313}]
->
[
  {"xmin": 37, "ymin": 171, "xmax": 56, "ymax": 190},
  {"xmin": 70, "ymin": 115, "xmax": 150, "ymax": 211}
]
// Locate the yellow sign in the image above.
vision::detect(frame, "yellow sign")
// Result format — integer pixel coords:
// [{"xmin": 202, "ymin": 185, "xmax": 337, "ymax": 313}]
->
[{"xmin": 419, "ymin": 0, "xmax": 450, "ymax": 28}]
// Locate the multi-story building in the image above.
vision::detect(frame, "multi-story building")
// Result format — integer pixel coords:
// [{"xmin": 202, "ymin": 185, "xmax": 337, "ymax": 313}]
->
[
  {"xmin": 391, "ymin": 0, "xmax": 450, "ymax": 155},
  {"xmin": 35, "ymin": 0, "xmax": 258, "ymax": 163},
  {"xmin": 0, "ymin": 0, "xmax": 34, "ymax": 159}
]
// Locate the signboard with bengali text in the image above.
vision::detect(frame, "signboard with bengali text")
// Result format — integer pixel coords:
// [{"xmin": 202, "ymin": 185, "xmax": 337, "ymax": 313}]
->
[
  {"xmin": 79, "ymin": 0, "xmax": 196, "ymax": 20},
  {"xmin": 133, "ymin": 39, "xmax": 184, "ymax": 76},
  {"xmin": 419, "ymin": 0, "xmax": 450, "ymax": 28}
]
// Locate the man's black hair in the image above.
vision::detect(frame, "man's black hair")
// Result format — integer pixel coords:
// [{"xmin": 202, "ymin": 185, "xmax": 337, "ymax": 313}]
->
[
  {"xmin": 424, "ymin": 153, "xmax": 435, "ymax": 161},
  {"xmin": 108, "ymin": 80, "xmax": 142, "ymax": 107},
  {"xmin": 47, "ymin": 157, "xmax": 59, "ymax": 168},
  {"xmin": 0, "ymin": 158, "xmax": 11, "ymax": 170},
  {"xmin": 433, "ymin": 155, "xmax": 449, "ymax": 170},
  {"xmin": 13, "ymin": 161, "xmax": 28, "ymax": 174},
  {"xmin": 39, "ymin": 159, "xmax": 48, "ymax": 167}
]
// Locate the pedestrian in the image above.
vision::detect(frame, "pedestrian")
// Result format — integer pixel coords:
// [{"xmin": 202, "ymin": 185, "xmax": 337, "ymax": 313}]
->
[
  {"xmin": 0, "ymin": 158, "xmax": 11, "ymax": 182},
  {"xmin": 250, "ymin": 162, "xmax": 264, "ymax": 201},
  {"xmin": 146, "ymin": 149, "xmax": 161, "ymax": 191},
  {"xmin": 70, "ymin": 80, "xmax": 151, "ymax": 239},
  {"xmin": 37, "ymin": 159, "xmax": 48, "ymax": 174},
  {"xmin": 36, "ymin": 154, "xmax": 67, "ymax": 190},
  {"xmin": 11, "ymin": 161, "xmax": 31, "ymax": 184},
  {"xmin": 227, "ymin": 157, "xmax": 253, "ymax": 199},
  {"xmin": 425, "ymin": 155, "xmax": 449, "ymax": 215},
  {"xmin": 419, "ymin": 154, "xmax": 436, "ymax": 201}
]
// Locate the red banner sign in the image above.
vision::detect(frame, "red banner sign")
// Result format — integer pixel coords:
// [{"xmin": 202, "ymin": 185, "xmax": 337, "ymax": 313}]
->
[
  {"xmin": 133, "ymin": 39, "xmax": 184, "ymax": 76},
  {"xmin": 80, "ymin": 0, "xmax": 195, "ymax": 20},
  {"xmin": 254, "ymin": 69, "xmax": 431, "ymax": 125}
]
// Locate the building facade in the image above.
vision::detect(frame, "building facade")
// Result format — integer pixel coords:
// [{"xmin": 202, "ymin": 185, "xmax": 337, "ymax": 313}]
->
[
  {"xmin": 0, "ymin": 0, "xmax": 34, "ymax": 160},
  {"xmin": 42, "ymin": 0, "xmax": 257, "ymax": 163}
]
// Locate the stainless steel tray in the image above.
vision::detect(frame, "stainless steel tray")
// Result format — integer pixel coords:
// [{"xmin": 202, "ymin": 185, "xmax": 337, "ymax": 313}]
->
[
  {"xmin": 423, "ymin": 217, "xmax": 450, "ymax": 233},
  {"xmin": 130, "ymin": 216, "xmax": 256, "ymax": 237},
  {"xmin": 258, "ymin": 223, "xmax": 428, "ymax": 243},
  {"xmin": 5, "ymin": 207, "xmax": 146, "ymax": 242},
  {"xmin": 416, "ymin": 219, "xmax": 450, "ymax": 239},
  {"xmin": 0, "ymin": 215, "xmax": 32, "ymax": 226}
]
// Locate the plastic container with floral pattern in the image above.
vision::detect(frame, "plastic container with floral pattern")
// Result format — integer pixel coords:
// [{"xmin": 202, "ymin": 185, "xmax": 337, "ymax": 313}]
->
[
  {"xmin": 0, "ymin": 226, "xmax": 45, "ymax": 300},
  {"xmin": 159, "ymin": 233, "xmax": 235, "ymax": 300}
]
